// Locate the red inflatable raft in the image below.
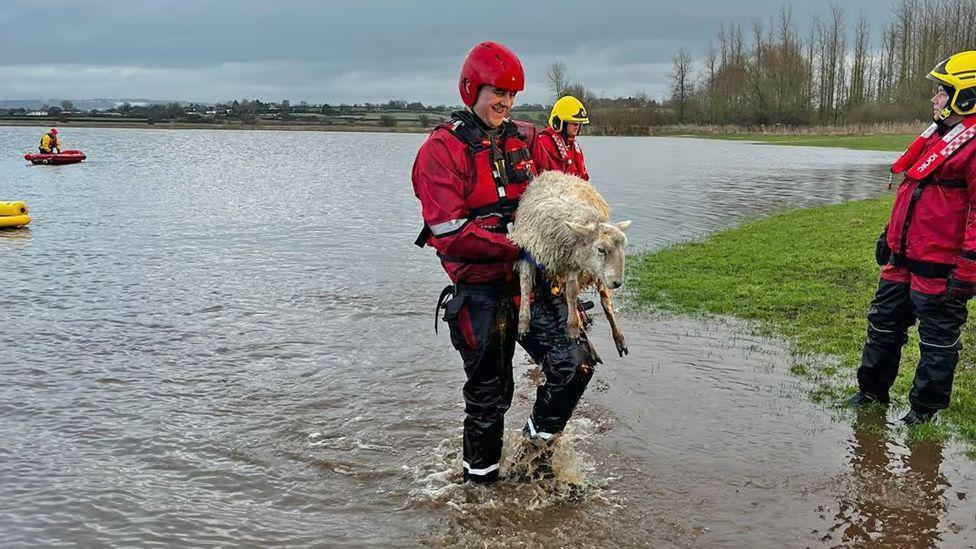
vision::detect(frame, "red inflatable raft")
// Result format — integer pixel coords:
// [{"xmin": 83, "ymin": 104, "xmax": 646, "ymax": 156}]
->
[{"xmin": 24, "ymin": 150, "xmax": 86, "ymax": 165}]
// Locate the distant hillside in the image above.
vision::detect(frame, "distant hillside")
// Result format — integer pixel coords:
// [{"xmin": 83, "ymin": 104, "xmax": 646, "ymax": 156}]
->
[{"xmin": 0, "ymin": 98, "xmax": 182, "ymax": 110}]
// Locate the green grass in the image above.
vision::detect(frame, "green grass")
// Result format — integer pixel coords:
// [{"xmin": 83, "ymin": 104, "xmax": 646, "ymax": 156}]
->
[
  {"xmin": 671, "ymin": 133, "xmax": 915, "ymax": 152},
  {"xmin": 629, "ymin": 196, "xmax": 976, "ymax": 446}
]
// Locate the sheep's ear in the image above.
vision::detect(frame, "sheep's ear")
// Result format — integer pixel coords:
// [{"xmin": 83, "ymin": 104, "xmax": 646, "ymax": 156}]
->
[
  {"xmin": 565, "ymin": 221, "xmax": 594, "ymax": 236},
  {"xmin": 614, "ymin": 220, "xmax": 632, "ymax": 232}
]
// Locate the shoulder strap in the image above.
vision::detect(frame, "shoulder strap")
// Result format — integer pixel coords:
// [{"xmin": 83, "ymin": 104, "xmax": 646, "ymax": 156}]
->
[
  {"xmin": 548, "ymin": 131, "xmax": 571, "ymax": 161},
  {"xmin": 903, "ymin": 117, "xmax": 976, "ymax": 180},
  {"xmin": 511, "ymin": 119, "xmax": 538, "ymax": 150},
  {"xmin": 438, "ymin": 111, "xmax": 489, "ymax": 151},
  {"xmin": 892, "ymin": 123, "xmax": 937, "ymax": 174}
]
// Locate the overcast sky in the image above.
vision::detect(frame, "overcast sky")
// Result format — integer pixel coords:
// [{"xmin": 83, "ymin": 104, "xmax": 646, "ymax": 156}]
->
[{"xmin": 2, "ymin": 0, "xmax": 895, "ymax": 105}]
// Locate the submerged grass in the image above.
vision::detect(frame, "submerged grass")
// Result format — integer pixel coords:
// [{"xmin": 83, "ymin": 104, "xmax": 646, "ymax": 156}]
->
[{"xmin": 630, "ymin": 196, "xmax": 976, "ymax": 446}]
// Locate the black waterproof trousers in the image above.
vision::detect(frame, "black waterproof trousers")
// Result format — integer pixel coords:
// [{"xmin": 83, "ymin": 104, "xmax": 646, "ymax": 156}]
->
[
  {"xmin": 857, "ymin": 279, "xmax": 969, "ymax": 411},
  {"xmin": 442, "ymin": 277, "xmax": 595, "ymax": 482}
]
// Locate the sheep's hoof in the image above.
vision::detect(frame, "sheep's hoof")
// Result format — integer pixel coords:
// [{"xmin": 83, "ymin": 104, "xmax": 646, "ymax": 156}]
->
[
  {"xmin": 613, "ymin": 332, "xmax": 628, "ymax": 356},
  {"xmin": 614, "ymin": 335, "xmax": 629, "ymax": 357},
  {"xmin": 566, "ymin": 324, "xmax": 580, "ymax": 340}
]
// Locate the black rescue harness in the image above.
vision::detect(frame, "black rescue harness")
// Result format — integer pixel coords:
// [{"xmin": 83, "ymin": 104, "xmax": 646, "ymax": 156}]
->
[{"xmin": 414, "ymin": 111, "xmax": 533, "ymax": 251}]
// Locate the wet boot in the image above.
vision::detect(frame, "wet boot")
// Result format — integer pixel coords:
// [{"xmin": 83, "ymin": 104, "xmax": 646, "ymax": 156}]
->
[
  {"xmin": 510, "ymin": 425, "xmax": 555, "ymax": 482},
  {"xmin": 901, "ymin": 407, "xmax": 937, "ymax": 426},
  {"xmin": 528, "ymin": 447, "xmax": 555, "ymax": 481},
  {"xmin": 840, "ymin": 391, "xmax": 889, "ymax": 407}
]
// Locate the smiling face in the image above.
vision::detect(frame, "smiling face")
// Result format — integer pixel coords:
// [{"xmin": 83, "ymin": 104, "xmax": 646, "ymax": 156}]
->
[{"xmin": 472, "ymin": 85, "xmax": 516, "ymax": 128}]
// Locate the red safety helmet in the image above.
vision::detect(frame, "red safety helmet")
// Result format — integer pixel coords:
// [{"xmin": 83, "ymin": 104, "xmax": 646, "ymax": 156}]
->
[
  {"xmin": 50, "ymin": 128, "xmax": 58, "ymax": 135},
  {"xmin": 458, "ymin": 41, "xmax": 525, "ymax": 107}
]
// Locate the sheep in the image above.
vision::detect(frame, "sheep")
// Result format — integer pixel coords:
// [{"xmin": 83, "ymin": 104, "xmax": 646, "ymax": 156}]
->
[{"xmin": 509, "ymin": 170, "xmax": 631, "ymax": 357}]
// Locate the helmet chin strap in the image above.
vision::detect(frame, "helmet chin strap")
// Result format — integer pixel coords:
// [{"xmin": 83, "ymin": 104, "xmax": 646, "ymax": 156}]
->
[{"xmin": 935, "ymin": 104, "xmax": 955, "ymax": 127}]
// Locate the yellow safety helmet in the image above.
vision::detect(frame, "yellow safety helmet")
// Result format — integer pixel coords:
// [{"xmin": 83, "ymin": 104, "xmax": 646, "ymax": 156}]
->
[
  {"xmin": 548, "ymin": 95, "xmax": 589, "ymax": 132},
  {"xmin": 928, "ymin": 51, "xmax": 976, "ymax": 120}
]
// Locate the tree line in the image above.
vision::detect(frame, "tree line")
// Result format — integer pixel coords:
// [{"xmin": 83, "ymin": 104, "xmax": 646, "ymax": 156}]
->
[
  {"xmin": 547, "ymin": 0, "xmax": 976, "ymax": 132},
  {"xmin": 675, "ymin": 0, "xmax": 976, "ymax": 125}
]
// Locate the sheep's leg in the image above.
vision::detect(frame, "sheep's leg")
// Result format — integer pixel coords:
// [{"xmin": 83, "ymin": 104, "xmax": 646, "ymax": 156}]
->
[
  {"xmin": 564, "ymin": 273, "xmax": 581, "ymax": 340},
  {"xmin": 517, "ymin": 259, "xmax": 535, "ymax": 338},
  {"xmin": 597, "ymin": 280, "xmax": 628, "ymax": 357}
]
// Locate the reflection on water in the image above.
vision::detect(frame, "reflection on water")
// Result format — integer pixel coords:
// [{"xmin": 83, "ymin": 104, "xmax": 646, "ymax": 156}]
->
[
  {"xmin": 2, "ymin": 125, "xmax": 973, "ymax": 547},
  {"xmin": 831, "ymin": 408, "xmax": 950, "ymax": 548},
  {"xmin": 0, "ymin": 226, "xmax": 31, "ymax": 241}
]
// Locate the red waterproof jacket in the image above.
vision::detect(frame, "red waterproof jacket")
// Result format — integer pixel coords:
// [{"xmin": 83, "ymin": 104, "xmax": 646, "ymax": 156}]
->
[
  {"xmin": 883, "ymin": 118, "xmax": 976, "ymax": 294},
  {"xmin": 533, "ymin": 127, "xmax": 588, "ymax": 180},
  {"xmin": 412, "ymin": 111, "xmax": 536, "ymax": 284}
]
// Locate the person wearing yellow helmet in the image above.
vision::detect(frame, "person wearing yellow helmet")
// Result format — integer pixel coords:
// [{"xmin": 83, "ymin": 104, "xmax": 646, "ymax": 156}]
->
[
  {"xmin": 927, "ymin": 51, "xmax": 976, "ymax": 124},
  {"xmin": 845, "ymin": 51, "xmax": 976, "ymax": 425},
  {"xmin": 534, "ymin": 95, "xmax": 589, "ymax": 180}
]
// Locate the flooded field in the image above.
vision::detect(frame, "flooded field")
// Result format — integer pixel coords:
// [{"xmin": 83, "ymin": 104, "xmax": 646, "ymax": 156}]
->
[{"xmin": 2, "ymin": 126, "xmax": 971, "ymax": 547}]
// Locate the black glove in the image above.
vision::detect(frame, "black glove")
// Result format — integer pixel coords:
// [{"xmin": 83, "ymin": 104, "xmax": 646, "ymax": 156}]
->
[
  {"xmin": 875, "ymin": 226, "xmax": 891, "ymax": 267},
  {"xmin": 947, "ymin": 273, "xmax": 976, "ymax": 301}
]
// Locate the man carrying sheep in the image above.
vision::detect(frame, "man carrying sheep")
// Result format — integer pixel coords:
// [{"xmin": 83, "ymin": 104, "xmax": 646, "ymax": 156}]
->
[{"xmin": 412, "ymin": 42, "xmax": 596, "ymax": 484}]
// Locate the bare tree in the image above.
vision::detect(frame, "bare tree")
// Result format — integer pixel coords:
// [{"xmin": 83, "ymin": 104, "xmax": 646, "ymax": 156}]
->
[
  {"xmin": 547, "ymin": 61, "xmax": 568, "ymax": 100},
  {"xmin": 846, "ymin": 14, "xmax": 869, "ymax": 108},
  {"xmin": 669, "ymin": 48, "xmax": 694, "ymax": 123},
  {"xmin": 562, "ymin": 82, "xmax": 597, "ymax": 106},
  {"xmin": 815, "ymin": 4, "xmax": 844, "ymax": 122},
  {"xmin": 703, "ymin": 43, "xmax": 718, "ymax": 122}
]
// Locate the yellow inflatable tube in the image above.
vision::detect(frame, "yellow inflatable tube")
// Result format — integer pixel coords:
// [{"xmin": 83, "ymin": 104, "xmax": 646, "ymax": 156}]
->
[{"xmin": 0, "ymin": 201, "xmax": 31, "ymax": 228}]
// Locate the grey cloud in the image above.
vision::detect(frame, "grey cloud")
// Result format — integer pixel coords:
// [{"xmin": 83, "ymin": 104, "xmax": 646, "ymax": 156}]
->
[{"xmin": 1, "ymin": 0, "xmax": 895, "ymax": 104}]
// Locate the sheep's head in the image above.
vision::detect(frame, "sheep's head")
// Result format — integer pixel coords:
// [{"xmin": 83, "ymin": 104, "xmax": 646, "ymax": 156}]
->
[{"xmin": 565, "ymin": 220, "xmax": 632, "ymax": 289}]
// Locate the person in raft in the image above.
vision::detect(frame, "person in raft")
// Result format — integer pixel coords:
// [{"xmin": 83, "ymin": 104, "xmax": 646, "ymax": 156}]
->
[
  {"xmin": 845, "ymin": 50, "xmax": 976, "ymax": 425},
  {"xmin": 412, "ymin": 41, "xmax": 598, "ymax": 484},
  {"xmin": 533, "ymin": 95, "xmax": 590, "ymax": 180},
  {"xmin": 39, "ymin": 128, "xmax": 61, "ymax": 154}
]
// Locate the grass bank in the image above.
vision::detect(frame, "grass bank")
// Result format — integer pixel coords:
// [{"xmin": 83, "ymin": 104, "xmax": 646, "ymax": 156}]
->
[
  {"xmin": 629, "ymin": 132, "xmax": 976, "ymax": 446},
  {"xmin": 655, "ymin": 122, "xmax": 918, "ymax": 151},
  {"xmin": 630, "ymin": 197, "xmax": 976, "ymax": 444}
]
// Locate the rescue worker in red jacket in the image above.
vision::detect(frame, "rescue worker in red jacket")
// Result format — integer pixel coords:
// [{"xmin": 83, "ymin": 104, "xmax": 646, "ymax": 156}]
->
[
  {"xmin": 846, "ymin": 51, "xmax": 976, "ymax": 424},
  {"xmin": 534, "ymin": 95, "xmax": 589, "ymax": 180},
  {"xmin": 412, "ymin": 42, "xmax": 596, "ymax": 483}
]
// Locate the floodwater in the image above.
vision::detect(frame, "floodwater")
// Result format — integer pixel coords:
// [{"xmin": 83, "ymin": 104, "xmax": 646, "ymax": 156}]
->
[{"xmin": 1, "ymin": 126, "xmax": 973, "ymax": 548}]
